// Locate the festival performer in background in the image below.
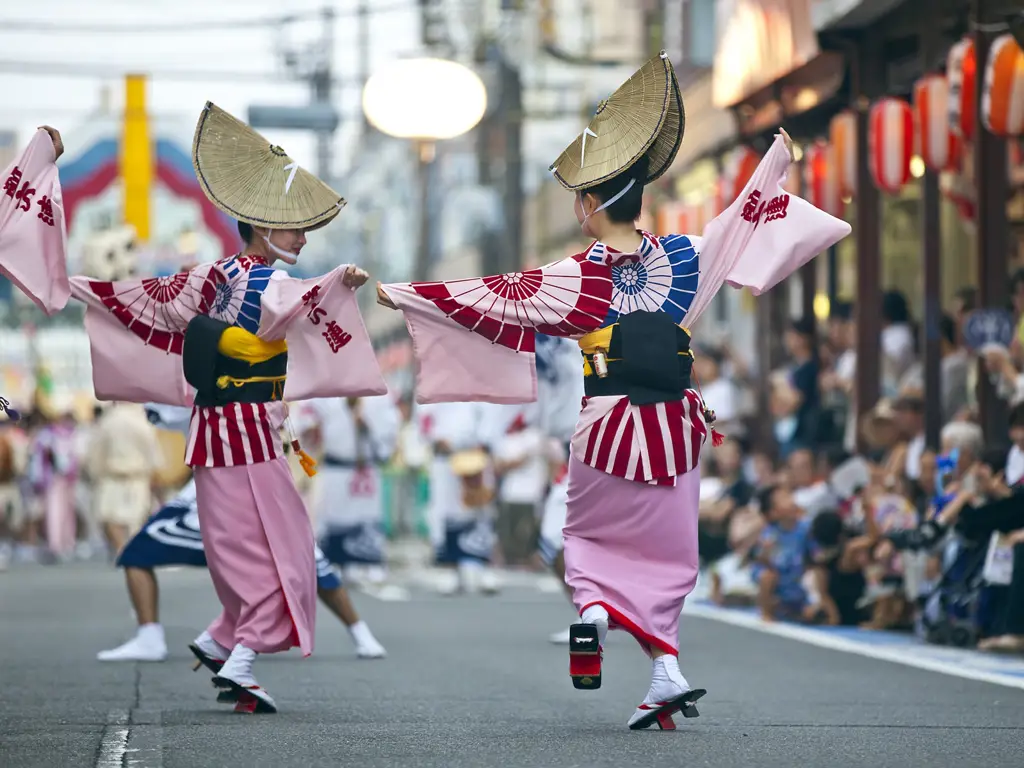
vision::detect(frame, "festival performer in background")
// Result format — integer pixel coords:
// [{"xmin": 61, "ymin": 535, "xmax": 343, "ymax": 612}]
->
[
  {"xmin": 87, "ymin": 401, "xmax": 164, "ymax": 555},
  {"xmin": 0, "ymin": 105, "xmax": 388, "ymax": 714},
  {"xmin": 418, "ymin": 401, "xmax": 504, "ymax": 595},
  {"xmin": 96, "ymin": 404, "xmax": 386, "ymax": 666},
  {"xmin": 533, "ymin": 333, "xmax": 587, "ymax": 645},
  {"xmin": 297, "ymin": 396, "xmax": 401, "ymax": 588},
  {"xmin": 377, "ymin": 52, "xmax": 851, "ymax": 730}
]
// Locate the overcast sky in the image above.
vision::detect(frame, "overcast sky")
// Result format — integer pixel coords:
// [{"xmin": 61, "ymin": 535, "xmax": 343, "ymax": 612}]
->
[{"xmin": 0, "ymin": 0, "xmax": 424, "ymax": 170}]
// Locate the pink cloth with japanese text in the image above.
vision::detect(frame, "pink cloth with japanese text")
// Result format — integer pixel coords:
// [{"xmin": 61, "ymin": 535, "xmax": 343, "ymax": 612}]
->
[
  {"xmin": 0, "ymin": 130, "xmax": 70, "ymax": 315},
  {"xmin": 69, "ymin": 261, "xmax": 387, "ymax": 406},
  {"xmin": 382, "ymin": 133, "xmax": 852, "ymax": 404}
]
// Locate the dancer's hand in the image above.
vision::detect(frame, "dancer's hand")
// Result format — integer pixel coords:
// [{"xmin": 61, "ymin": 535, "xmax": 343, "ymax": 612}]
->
[
  {"xmin": 38, "ymin": 125, "xmax": 64, "ymax": 160},
  {"xmin": 376, "ymin": 282, "xmax": 398, "ymax": 310},
  {"xmin": 342, "ymin": 265, "xmax": 369, "ymax": 289},
  {"xmin": 779, "ymin": 127, "xmax": 795, "ymax": 162}
]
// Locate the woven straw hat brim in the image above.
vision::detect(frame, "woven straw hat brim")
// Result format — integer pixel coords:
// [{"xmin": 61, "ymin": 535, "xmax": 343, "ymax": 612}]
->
[
  {"xmin": 192, "ymin": 102, "xmax": 347, "ymax": 231},
  {"xmin": 549, "ymin": 52, "xmax": 685, "ymax": 192},
  {"xmin": 450, "ymin": 449, "xmax": 490, "ymax": 477}
]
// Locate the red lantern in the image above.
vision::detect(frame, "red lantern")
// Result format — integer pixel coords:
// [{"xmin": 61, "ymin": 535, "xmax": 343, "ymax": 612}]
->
[
  {"xmin": 914, "ymin": 75, "xmax": 961, "ymax": 172},
  {"xmin": 655, "ymin": 201, "xmax": 697, "ymax": 236},
  {"xmin": 948, "ymin": 37, "xmax": 977, "ymax": 141},
  {"xmin": 829, "ymin": 110, "xmax": 857, "ymax": 198},
  {"xmin": 802, "ymin": 140, "xmax": 843, "ymax": 218},
  {"xmin": 720, "ymin": 146, "xmax": 760, "ymax": 205},
  {"xmin": 869, "ymin": 97, "xmax": 914, "ymax": 195},
  {"xmin": 983, "ymin": 33, "xmax": 1024, "ymax": 137}
]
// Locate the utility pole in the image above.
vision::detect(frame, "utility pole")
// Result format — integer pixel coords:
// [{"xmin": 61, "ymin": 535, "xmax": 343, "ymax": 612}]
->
[
  {"xmin": 313, "ymin": 5, "xmax": 335, "ymax": 182},
  {"xmin": 358, "ymin": 0, "xmax": 371, "ymax": 134}
]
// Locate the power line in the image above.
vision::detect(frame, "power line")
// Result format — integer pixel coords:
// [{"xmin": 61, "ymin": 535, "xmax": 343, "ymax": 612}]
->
[
  {"xmin": 0, "ymin": 3, "xmax": 413, "ymax": 34},
  {"xmin": 0, "ymin": 59, "xmax": 364, "ymax": 84}
]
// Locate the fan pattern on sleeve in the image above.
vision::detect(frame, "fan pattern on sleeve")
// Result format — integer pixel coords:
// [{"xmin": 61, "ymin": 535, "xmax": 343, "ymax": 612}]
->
[
  {"xmin": 408, "ymin": 254, "xmax": 613, "ymax": 351},
  {"xmin": 83, "ymin": 266, "xmax": 222, "ymax": 354}
]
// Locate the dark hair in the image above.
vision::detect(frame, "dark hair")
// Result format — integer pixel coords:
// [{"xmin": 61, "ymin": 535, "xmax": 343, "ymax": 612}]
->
[
  {"xmin": 237, "ymin": 221, "xmax": 254, "ymax": 245},
  {"xmin": 580, "ymin": 154, "xmax": 650, "ymax": 224},
  {"xmin": 790, "ymin": 316, "xmax": 816, "ymax": 338},
  {"xmin": 830, "ymin": 300, "xmax": 854, "ymax": 321},
  {"xmin": 939, "ymin": 313, "xmax": 956, "ymax": 346},
  {"xmin": 981, "ymin": 446, "xmax": 1009, "ymax": 475},
  {"xmin": 955, "ymin": 286, "xmax": 978, "ymax": 312},
  {"xmin": 882, "ymin": 290, "xmax": 910, "ymax": 324},
  {"xmin": 757, "ymin": 485, "xmax": 779, "ymax": 515},
  {"xmin": 1010, "ymin": 402, "xmax": 1024, "ymax": 428},
  {"xmin": 1012, "ymin": 269, "xmax": 1024, "ymax": 296},
  {"xmin": 811, "ymin": 510, "xmax": 844, "ymax": 547}
]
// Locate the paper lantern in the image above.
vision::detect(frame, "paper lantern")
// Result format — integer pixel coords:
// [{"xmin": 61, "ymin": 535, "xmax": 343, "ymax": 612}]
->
[
  {"xmin": 829, "ymin": 110, "xmax": 857, "ymax": 198},
  {"xmin": 720, "ymin": 146, "xmax": 760, "ymax": 206},
  {"xmin": 948, "ymin": 37, "xmax": 977, "ymax": 141},
  {"xmin": 655, "ymin": 201, "xmax": 698, "ymax": 236},
  {"xmin": 782, "ymin": 159, "xmax": 802, "ymax": 195},
  {"xmin": 869, "ymin": 97, "xmax": 914, "ymax": 195},
  {"xmin": 803, "ymin": 140, "xmax": 843, "ymax": 218},
  {"xmin": 983, "ymin": 33, "xmax": 1024, "ymax": 137},
  {"xmin": 913, "ymin": 75, "xmax": 961, "ymax": 171}
]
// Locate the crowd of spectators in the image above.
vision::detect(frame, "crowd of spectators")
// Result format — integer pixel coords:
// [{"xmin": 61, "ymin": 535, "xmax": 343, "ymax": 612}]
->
[{"xmin": 696, "ymin": 275, "xmax": 1024, "ymax": 655}]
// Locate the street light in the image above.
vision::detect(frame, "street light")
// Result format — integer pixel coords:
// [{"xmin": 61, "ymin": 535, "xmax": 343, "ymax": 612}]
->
[{"xmin": 362, "ymin": 58, "xmax": 488, "ymax": 280}]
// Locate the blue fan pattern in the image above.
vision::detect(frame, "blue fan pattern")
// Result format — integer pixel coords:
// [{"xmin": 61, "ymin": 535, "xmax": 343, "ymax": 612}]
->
[
  {"xmin": 593, "ymin": 234, "xmax": 700, "ymax": 327},
  {"xmin": 207, "ymin": 256, "xmax": 275, "ymax": 334}
]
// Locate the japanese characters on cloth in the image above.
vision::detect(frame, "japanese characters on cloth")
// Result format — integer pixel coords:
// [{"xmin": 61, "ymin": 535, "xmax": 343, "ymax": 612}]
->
[
  {"xmin": 0, "ymin": 130, "xmax": 70, "ymax": 315},
  {"xmin": 70, "ymin": 257, "xmax": 387, "ymax": 407},
  {"xmin": 382, "ymin": 132, "xmax": 852, "ymax": 406}
]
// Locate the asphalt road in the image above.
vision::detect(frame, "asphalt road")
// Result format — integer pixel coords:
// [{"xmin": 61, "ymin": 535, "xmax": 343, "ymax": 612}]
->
[{"xmin": 2, "ymin": 563, "xmax": 1023, "ymax": 768}]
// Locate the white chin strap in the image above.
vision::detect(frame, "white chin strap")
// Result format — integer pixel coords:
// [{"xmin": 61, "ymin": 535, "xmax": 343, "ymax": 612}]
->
[
  {"xmin": 262, "ymin": 233, "xmax": 297, "ymax": 265},
  {"xmin": 580, "ymin": 178, "xmax": 636, "ymax": 228}
]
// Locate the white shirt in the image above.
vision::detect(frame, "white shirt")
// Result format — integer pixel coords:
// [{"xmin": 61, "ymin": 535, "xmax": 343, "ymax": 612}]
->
[
  {"xmin": 1007, "ymin": 445, "xmax": 1024, "ymax": 487},
  {"xmin": 494, "ymin": 427, "xmax": 548, "ymax": 505},
  {"xmin": 308, "ymin": 396, "xmax": 400, "ymax": 464},
  {"xmin": 905, "ymin": 434, "xmax": 926, "ymax": 481},
  {"xmin": 536, "ymin": 335, "xmax": 585, "ymax": 442}
]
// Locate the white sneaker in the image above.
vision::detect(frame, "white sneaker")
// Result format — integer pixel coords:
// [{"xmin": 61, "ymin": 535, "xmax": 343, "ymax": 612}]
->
[
  {"xmin": 97, "ymin": 627, "xmax": 168, "ymax": 662},
  {"xmin": 436, "ymin": 570, "xmax": 462, "ymax": 596},
  {"xmin": 478, "ymin": 568, "xmax": 500, "ymax": 595},
  {"xmin": 212, "ymin": 644, "xmax": 277, "ymax": 714},
  {"xmin": 349, "ymin": 621, "xmax": 387, "ymax": 659},
  {"xmin": 548, "ymin": 627, "xmax": 571, "ymax": 644}
]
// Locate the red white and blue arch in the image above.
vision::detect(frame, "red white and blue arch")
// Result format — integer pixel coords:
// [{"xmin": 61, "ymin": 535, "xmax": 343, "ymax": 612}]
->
[{"xmin": 59, "ymin": 138, "xmax": 237, "ymax": 258}]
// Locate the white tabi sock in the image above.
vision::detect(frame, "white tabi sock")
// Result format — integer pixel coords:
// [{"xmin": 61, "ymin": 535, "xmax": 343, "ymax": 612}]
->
[
  {"xmin": 581, "ymin": 605, "xmax": 610, "ymax": 646},
  {"xmin": 645, "ymin": 655, "xmax": 690, "ymax": 704},
  {"xmin": 220, "ymin": 644, "xmax": 257, "ymax": 685},
  {"xmin": 193, "ymin": 630, "xmax": 231, "ymax": 661}
]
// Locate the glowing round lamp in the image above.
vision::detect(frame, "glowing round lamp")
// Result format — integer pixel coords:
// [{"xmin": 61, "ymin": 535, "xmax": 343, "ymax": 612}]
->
[{"xmin": 362, "ymin": 58, "xmax": 488, "ymax": 141}]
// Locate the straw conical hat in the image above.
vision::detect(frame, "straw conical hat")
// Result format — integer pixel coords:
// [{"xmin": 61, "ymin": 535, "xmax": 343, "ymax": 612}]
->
[
  {"xmin": 192, "ymin": 102, "xmax": 346, "ymax": 231},
  {"xmin": 549, "ymin": 51, "xmax": 684, "ymax": 191}
]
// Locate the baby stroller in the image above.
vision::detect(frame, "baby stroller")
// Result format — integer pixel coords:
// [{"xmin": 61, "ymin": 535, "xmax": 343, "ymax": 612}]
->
[{"xmin": 917, "ymin": 535, "xmax": 990, "ymax": 648}]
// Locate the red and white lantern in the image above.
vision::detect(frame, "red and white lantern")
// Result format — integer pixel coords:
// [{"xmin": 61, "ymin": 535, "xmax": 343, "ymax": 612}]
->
[
  {"xmin": 782, "ymin": 158, "xmax": 802, "ymax": 195},
  {"xmin": 913, "ymin": 75, "xmax": 961, "ymax": 172},
  {"xmin": 655, "ymin": 201, "xmax": 698, "ymax": 237},
  {"xmin": 983, "ymin": 33, "xmax": 1024, "ymax": 137},
  {"xmin": 802, "ymin": 140, "xmax": 843, "ymax": 218},
  {"xmin": 869, "ymin": 97, "xmax": 914, "ymax": 195},
  {"xmin": 829, "ymin": 110, "xmax": 857, "ymax": 198},
  {"xmin": 720, "ymin": 146, "xmax": 760, "ymax": 206},
  {"xmin": 947, "ymin": 37, "xmax": 977, "ymax": 141}
]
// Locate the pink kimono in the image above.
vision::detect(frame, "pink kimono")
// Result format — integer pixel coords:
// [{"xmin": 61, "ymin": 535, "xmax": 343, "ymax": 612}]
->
[{"xmin": 381, "ymin": 135, "xmax": 851, "ymax": 655}]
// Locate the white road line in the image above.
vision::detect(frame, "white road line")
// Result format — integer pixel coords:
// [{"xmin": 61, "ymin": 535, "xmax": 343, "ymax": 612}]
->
[
  {"xmin": 95, "ymin": 710, "xmax": 130, "ymax": 768},
  {"xmin": 685, "ymin": 602, "xmax": 1024, "ymax": 692}
]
